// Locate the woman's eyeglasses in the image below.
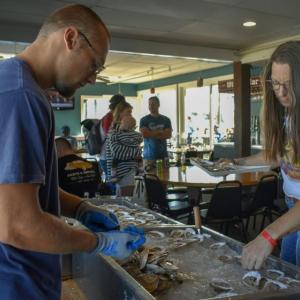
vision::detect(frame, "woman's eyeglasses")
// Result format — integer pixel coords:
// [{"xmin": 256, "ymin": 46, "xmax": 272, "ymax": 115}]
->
[{"xmin": 266, "ymin": 79, "xmax": 290, "ymax": 92}]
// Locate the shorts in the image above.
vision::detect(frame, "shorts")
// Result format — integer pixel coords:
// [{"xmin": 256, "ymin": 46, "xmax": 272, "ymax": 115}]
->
[{"xmin": 116, "ymin": 170, "xmax": 135, "ymax": 187}]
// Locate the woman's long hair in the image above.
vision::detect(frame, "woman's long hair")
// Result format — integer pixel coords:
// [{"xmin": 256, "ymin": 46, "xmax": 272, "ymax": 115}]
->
[
  {"xmin": 112, "ymin": 101, "xmax": 132, "ymax": 127},
  {"xmin": 263, "ymin": 41, "xmax": 300, "ymax": 163}
]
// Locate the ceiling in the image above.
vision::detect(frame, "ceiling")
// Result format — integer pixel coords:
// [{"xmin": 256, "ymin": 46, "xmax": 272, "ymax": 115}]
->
[{"xmin": 1, "ymin": 0, "xmax": 300, "ymax": 83}]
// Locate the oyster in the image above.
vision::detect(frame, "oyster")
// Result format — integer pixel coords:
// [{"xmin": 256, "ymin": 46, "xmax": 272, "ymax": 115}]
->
[
  {"xmin": 263, "ymin": 279, "xmax": 288, "ymax": 291},
  {"xmin": 146, "ymin": 231, "xmax": 165, "ymax": 240},
  {"xmin": 209, "ymin": 242, "xmax": 226, "ymax": 250},
  {"xmin": 139, "ymin": 247, "xmax": 150, "ymax": 270},
  {"xmin": 242, "ymin": 271, "xmax": 262, "ymax": 288},
  {"xmin": 159, "ymin": 260, "xmax": 179, "ymax": 272},
  {"xmin": 170, "ymin": 229, "xmax": 186, "ymax": 238},
  {"xmin": 145, "ymin": 263, "xmax": 166, "ymax": 274},
  {"xmin": 210, "ymin": 278, "xmax": 233, "ymax": 292},
  {"xmin": 266, "ymin": 269, "xmax": 284, "ymax": 280},
  {"xmin": 286, "ymin": 278, "xmax": 300, "ymax": 288},
  {"xmin": 217, "ymin": 255, "xmax": 233, "ymax": 263},
  {"xmin": 136, "ymin": 273, "xmax": 159, "ymax": 293}
]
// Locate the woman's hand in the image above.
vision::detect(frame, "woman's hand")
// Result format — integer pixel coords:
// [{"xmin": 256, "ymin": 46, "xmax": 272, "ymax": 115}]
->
[{"xmin": 241, "ymin": 235, "xmax": 274, "ymax": 270}]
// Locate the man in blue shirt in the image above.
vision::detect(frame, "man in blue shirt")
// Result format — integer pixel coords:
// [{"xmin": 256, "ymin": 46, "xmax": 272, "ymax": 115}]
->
[
  {"xmin": 0, "ymin": 4, "xmax": 144, "ymax": 299},
  {"xmin": 140, "ymin": 96, "xmax": 172, "ymax": 169}
]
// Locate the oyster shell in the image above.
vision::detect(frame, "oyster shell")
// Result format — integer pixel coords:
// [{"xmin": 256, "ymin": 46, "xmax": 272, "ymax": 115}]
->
[
  {"xmin": 146, "ymin": 231, "xmax": 165, "ymax": 240},
  {"xmin": 209, "ymin": 242, "xmax": 226, "ymax": 250},
  {"xmin": 217, "ymin": 255, "xmax": 233, "ymax": 263},
  {"xmin": 263, "ymin": 279, "xmax": 288, "ymax": 291},
  {"xmin": 139, "ymin": 247, "xmax": 150, "ymax": 270},
  {"xmin": 170, "ymin": 229, "xmax": 186, "ymax": 238},
  {"xmin": 242, "ymin": 271, "xmax": 262, "ymax": 288},
  {"xmin": 136, "ymin": 273, "xmax": 159, "ymax": 293},
  {"xmin": 210, "ymin": 278, "xmax": 233, "ymax": 292},
  {"xmin": 145, "ymin": 263, "xmax": 166, "ymax": 274},
  {"xmin": 266, "ymin": 269, "xmax": 284, "ymax": 280}
]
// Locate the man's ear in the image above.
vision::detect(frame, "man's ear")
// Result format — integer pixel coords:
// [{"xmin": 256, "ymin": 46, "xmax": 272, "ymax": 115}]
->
[{"xmin": 64, "ymin": 27, "xmax": 78, "ymax": 51}]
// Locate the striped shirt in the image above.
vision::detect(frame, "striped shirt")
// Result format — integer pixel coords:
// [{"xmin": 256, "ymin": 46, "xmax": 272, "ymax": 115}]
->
[{"xmin": 106, "ymin": 127, "xmax": 143, "ymax": 180}]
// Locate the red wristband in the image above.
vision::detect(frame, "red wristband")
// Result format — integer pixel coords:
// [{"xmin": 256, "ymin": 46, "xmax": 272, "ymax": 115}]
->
[{"xmin": 261, "ymin": 230, "xmax": 278, "ymax": 247}]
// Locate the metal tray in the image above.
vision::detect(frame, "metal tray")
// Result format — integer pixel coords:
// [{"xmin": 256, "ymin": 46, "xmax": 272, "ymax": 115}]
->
[
  {"xmin": 88, "ymin": 196, "xmax": 182, "ymax": 226},
  {"xmin": 70, "ymin": 197, "xmax": 300, "ymax": 299},
  {"xmin": 190, "ymin": 158, "xmax": 271, "ymax": 177}
]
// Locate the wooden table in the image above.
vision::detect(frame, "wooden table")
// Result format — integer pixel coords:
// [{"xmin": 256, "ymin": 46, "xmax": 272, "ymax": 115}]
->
[
  {"xmin": 156, "ymin": 166, "xmax": 275, "ymax": 188},
  {"xmin": 155, "ymin": 166, "xmax": 276, "ymax": 227}
]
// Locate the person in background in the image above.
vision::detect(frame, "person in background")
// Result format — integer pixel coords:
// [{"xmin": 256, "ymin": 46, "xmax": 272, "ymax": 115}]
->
[
  {"xmin": 106, "ymin": 102, "xmax": 135, "ymax": 186},
  {"xmin": 213, "ymin": 125, "xmax": 221, "ymax": 143},
  {"xmin": 109, "ymin": 115, "xmax": 143, "ymax": 196},
  {"xmin": 60, "ymin": 125, "xmax": 78, "ymax": 150},
  {"xmin": 0, "ymin": 4, "xmax": 144, "ymax": 299},
  {"xmin": 99, "ymin": 94, "xmax": 126, "ymax": 177},
  {"xmin": 220, "ymin": 41, "xmax": 300, "ymax": 270},
  {"xmin": 112, "ymin": 100, "xmax": 133, "ymax": 125},
  {"xmin": 56, "ymin": 138, "xmax": 101, "ymax": 197},
  {"xmin": 140, "ymin": 96, "xmax": 172, "ymax": 170},
  {"xmin": 186, "ymin": 115, "xmax": 195, "ymax": 146}
]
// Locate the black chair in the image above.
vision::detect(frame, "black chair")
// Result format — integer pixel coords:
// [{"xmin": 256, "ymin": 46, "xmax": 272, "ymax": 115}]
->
[
  {"xmin": 243, "ymin": 174, "xmax": 280, "ymax": 232},
  {"xmin": 143, "ymin": 174, "xmax": 193, "ymax": 222},
  {"xmin": 201, "ymin": 180, "xmax": 247, "ymax": 241}
]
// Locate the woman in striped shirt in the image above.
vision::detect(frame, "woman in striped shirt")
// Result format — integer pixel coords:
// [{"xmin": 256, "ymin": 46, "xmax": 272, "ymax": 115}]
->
[{"xmin": 106, "ymin": 102, "xmax": 143, "ymax": 196}]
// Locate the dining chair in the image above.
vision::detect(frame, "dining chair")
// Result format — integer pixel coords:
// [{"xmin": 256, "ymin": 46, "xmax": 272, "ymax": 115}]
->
[
  {"xmin": 200, "ymin": 180, "xmax": 247, "ymax": 241},
  {"xmin": 243, "ymin": 174, "xmax": 280, "ymax": 232},
  {"xmin": 143, "ymin": 173, "xmax": 193, "ymax": 223}
]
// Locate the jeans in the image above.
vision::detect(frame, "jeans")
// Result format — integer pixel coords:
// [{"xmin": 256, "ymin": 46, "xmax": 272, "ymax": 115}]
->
[{"xmin": 280, "ymin": 196, "xmax": 300, "ymax": 266}]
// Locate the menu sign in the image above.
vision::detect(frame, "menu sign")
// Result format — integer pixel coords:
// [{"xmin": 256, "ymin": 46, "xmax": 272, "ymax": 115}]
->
[
  {"xmin": 250, "ymin": 76, "xmax": 263, "ymax": 94},
  {"xmin": 218, "ymin": 79, "xmax": 234, "ymax": 93},
  {"xmin": 218, "ymin": 76, "xmax": 263, "ymax": 94}
]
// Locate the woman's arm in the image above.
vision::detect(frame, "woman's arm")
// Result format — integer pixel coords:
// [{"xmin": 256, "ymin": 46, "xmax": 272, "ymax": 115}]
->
[
  {"xmin": 109, "ymin": 132, "xmax": 141, "ymax": 160},
  {"xmin": 218, "ymin": 151, "xmax": 280, "ymax": 168},
  {"xmin": 242, "ymin": 201, "xmax": 300, "ymax": 269}
]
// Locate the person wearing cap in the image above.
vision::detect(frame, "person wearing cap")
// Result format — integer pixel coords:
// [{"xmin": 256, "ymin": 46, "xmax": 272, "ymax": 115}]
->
[
  {"xmin": 60, "ymin": 125, "xmax": 78, "ymax": 150},
  {"xmin": 99, "ymin": 94, "xmax": 125, "ymax": 176}
]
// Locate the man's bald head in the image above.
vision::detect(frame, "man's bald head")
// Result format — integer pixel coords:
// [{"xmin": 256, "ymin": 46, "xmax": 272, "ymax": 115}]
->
[
  {"xmin": 38, "ymin": 4, "xmax": 110, "ymax": 41},
  {"xmin": 31, "ymin": 4, "xmax": 110, "ymax": 98}
]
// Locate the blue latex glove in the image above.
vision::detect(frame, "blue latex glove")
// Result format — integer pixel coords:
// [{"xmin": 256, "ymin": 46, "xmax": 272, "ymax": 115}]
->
[
  {"xmin": 75, "ymin": 201, "xmax": 119, "ymax": 232},
  {"xmin": 123, "ymin": 225, "xmax": 144, "ymax": 235},
  {"xmin": 92, "ymin": 230, "xmax": 146, "ymax": 260},
  {"xmin": 122, "ymin": 225, "xmax": 145, "ymax": 250}
]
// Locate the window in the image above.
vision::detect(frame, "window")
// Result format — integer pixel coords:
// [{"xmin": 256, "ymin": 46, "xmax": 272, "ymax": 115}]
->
[
  {"xmin": 184, "ymin": 86, "xmax": 211, "ymax": 147},
  {"xmin": 138, "ymin": 89, "xmax": 177, "ymax": 134},
  {"xmin": 184, "ymin": 85, "xmax": 234, "ymax": 148},
  {"xmin": 81, "ymin": 95, "xmax": 139, "ymax": 128}
]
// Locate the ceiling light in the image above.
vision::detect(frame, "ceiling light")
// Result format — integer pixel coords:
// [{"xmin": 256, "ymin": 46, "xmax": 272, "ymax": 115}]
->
[{"xmin": 243, "ymin": 21, "xmax": 256, "ymax": 27}]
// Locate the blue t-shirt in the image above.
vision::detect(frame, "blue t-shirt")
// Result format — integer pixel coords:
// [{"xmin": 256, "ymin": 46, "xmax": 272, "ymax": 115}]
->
[
  {"xmin": 0, "ymin": 58, "xmax": 60, "ymax": 299},
  {"xmin": 140, "ymin": 114, "xmax": 172, "ymax": 159}
]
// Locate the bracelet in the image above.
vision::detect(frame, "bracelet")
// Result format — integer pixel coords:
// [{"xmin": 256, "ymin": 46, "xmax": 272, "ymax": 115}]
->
[{"xmin": 261, "ymin": 230, "xmax": 278, "ymax": 247}]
